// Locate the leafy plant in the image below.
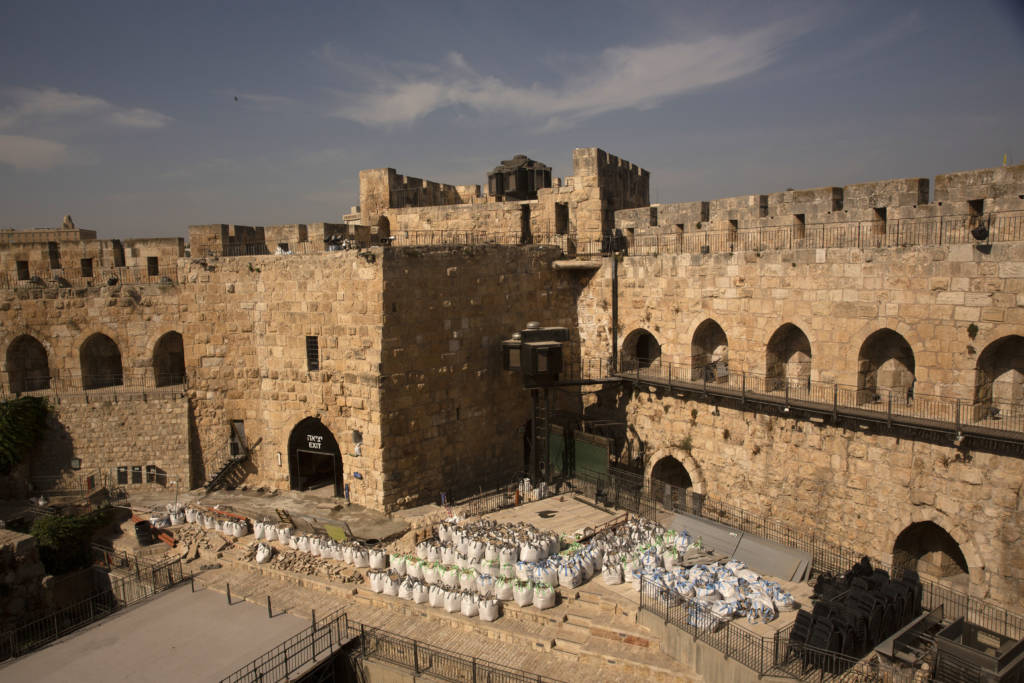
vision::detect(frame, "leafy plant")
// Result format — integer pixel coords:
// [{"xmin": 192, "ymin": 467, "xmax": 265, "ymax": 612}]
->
[
  {"xmin": 0, "ymin": 396, "xmax": 50, "ymax": 474},
  {"xmin": 31, "ymin": 508, "xmax": 114, "ymax": 575},
  {"xmin": 967, "ymin": 323, "xmax": 979, "ymax": 340}
]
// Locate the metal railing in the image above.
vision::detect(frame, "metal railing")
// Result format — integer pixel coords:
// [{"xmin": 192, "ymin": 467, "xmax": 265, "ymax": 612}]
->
[
  {"xmin": 222, "ymin": 610, "xmax": 565, "ymax": 683},
  {"xmin": 0, "ymin": 264, "xmax": 179, "ymax": 290},
  {"xmin": 350, "ymin": 617, "xmax": 565, "ymax": 683},
  {"xmin": 616, "ymin": 357, "xmax": 1024, "ymax": 441},
  {"xmin": 220, "ymin": 608, "xmax": 348, "ymax": 683},
  {"xmin": 0, "ymin": 555, "xmax": 185, "ymax": 662},
  {"xmin": 595, "ymin": 212, "xmax": 1024, "ymax": 258},
  {"xmin": 0, "ymin": 370, "xmax": 187, "ymax": 402}
]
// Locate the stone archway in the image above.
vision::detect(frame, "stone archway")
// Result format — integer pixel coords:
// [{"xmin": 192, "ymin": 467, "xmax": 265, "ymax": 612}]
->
[
  {"xmin": 646, "ymin": 452, "xmax": 706, "ymax": 515},
  {"xmin": 691, "ymin": 319, "xmax": 728, "ymax": 382},
  {"xmin": 621, "ymin": 328, "xmax": 661, "ymax": 370},
  {"xmin": 6, "ymin": 334, "xmax": 51, "ymax": 393},
  {"xmin": 766, "ymin": 323, "xmax": 811, "ymax": 394},
  {"xmin": 974, "ymin": 335, "xmax": 1024, "ymax": 421},
  {"xmin": 152, "ymin": 331, "xmax": 185, "ymax": 387},
  {"xmin": 287, "ymin": 417, "xmax": 343, "ymax": 497},
  {"xmin": 857, "ymin": 328, "xmax": 914, "ymax": 405},
  {"xmin": 893, "ymin": 521, "xmax": 969, "ymax": 588},
  {"xmin": 80, "ymin": 333, "xmax": 123, "ymax": 390}
]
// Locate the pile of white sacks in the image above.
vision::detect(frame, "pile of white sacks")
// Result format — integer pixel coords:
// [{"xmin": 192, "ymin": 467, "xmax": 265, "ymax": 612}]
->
[
  {"xmin": 249, "ymin": 521, "xmax": 385, "ymax": 569},
  {"xmin": 182, "ymin": 505, "xmax": 250, "ymax": 538},
  {"xmin": 595, "ymin": 517, "xmax": 797, "ymax": 627}
]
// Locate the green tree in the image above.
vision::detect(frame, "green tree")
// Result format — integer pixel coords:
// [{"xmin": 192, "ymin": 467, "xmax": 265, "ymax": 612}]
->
[{"xmin": 0, "ymin": 396, "xmax": 50, "ymax": 474}]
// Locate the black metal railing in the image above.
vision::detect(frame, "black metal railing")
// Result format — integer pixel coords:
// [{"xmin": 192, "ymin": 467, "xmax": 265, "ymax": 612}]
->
[
  {"xmin": 593, "ymin": 212, "xmax": 1024, "ymax": 258},
  {"xmin": 220, "ymin": 608, "xmax": 348, "ymax": 683},
  {"xmin": 222, "ymin": 610, "xmax": 565, "ymax": 683},
  {"xmin": 0, "ymin": 370, "xmax": 187, "ymax": 402},
  {"xmin": 0, "ymin": 264, "xmax": 179, "ymax": 290},
  {"xmin": 0, "ymin": 555, "xmax": 185, "ymax": 662},
  {"xmin": 350, "ymin": 618, "xmax": 565, "ymax": 683},
  {"xmin": 616, "ymin": 357, "xmax": 1024, "ymax": 441}
]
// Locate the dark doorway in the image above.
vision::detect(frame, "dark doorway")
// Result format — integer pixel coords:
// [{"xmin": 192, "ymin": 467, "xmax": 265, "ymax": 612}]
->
[
  {"xmin": 287, "ymin": 417, "xmax": 342, "ymax": 496},
  {"xmin": 80, "ymin": 333, "xmax": 123, "ymax": 389},
  {"xmin": 651, "ymin": 456, "xmax": 692, "ymax": 489},
  {"xmin": 893, "ymin": 521, "xmax": 969, "ymax": 587},
  {"xmin": 7, "ymin": 334, "xmax": 51, "ymax": 393},
  {"xmin": 153, "ymin": 331, "xmax": 185, "ymax": 386}
]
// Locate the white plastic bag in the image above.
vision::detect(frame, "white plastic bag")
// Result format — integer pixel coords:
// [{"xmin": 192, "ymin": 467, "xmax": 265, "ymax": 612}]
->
[
  {"xmin": 602, "ymin": 563, "xmax": 624, "ymax": 585},
  {"xmin": 478, "ymin": 598, "xmax": 499, "ymax": 622},
  {"xmin": 512, "ymin": 581, "xmax": 534, "ymax": 607},
  {"xmin": 533, "ymin": 585, "xmax": 556, "ymax": 610},
  {"xmin": 369, "ymin": 549, "xmax": 388, "ymax": 570},
  {"xmin": 495, "ymin": 578, "xmax": 514, "ymax": 601},
  {"xmin": 460, "ymin": 594, "xmax": 479, "ymax": 617},
  {"xmin": 255, "ymin": 543, "xmax": 273, "ymax": 564}
]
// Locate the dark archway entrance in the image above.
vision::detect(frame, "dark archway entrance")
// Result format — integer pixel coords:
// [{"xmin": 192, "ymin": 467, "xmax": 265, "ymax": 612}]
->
[
  {"xmin": 287, "ymin": 417, "xmax": 343, "ymax": 497},
  {"xmin": 857, "ymin": 328, "xmax": 915, "ymax": 405},
  {"xmin": 153, "ymin": 331, "xmax": 185, "ymax": 387},
  {"xmin": 7, "ymin": 334, "xmax": 50, "ymax": 393},
  {"xmin": 893, "ymin": 521, "xmax": 969, "ymax": 586},
  {"xmin": 80, "ymin": 333, "xmax": 123, "ymax": 389},
  {"xmin": 651, "ymin": 456, "xmax": 693, "ymax": 489},
  {"xmin": 621, "ymin": 328, "xmax": 661, "ymax": 370}
]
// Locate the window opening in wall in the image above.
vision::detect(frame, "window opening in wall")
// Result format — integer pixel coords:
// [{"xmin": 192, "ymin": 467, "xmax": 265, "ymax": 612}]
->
[
  {"xmin": 873, "ymin": 207, "xmax": 887, "ymax": 235},
  {"xmin": 277, "ymin": 243, "xmax": 289, "ymax": 254},
  {"xmin": 793, "ymin": 213, "xmax": 806, "ymax": 240},
  {"xmin": 146, "ymin": 465, "xmax": 163, "ymax": 484},
  {"xmin": 554, "ymin": 202, "xmax": 569, "ymax": 235},
  {"xmin": 112, "ymin": 240, "xmax": 126, "ymax": 267},
  {"xmin": 229, "ymin": 420, "xmax": 246, "ymax": 456},
  {"xmin": 48, "ymin": 242, "xmax": 61, "ymax": 270},
  {"xmin": 117, "ymin": 466, "xmax": 128, "ymax": 485},
  {"xmin": 968, "ymin": 199, "xmax": 984, "ymax": 217},
  {"xmin": 16, "ymin": 261, "xmax": 29, "ymax": 281},
  {"xmin": 81, "ymin": 258, "xmax": 93, "ymax": 278},
  {"xmin": 306, "ymin": 335, "xmax": 320, "ymax": 371},
  {"xmin": 131, "ymin": 466, "xmax": 142, "ymax": 484},
  {"xmin": 146, "ymin": 256, "xmax": 159, "ymax": 276},
  {"xmin": 729, "ymin": 219, "xmax": 738, "ymax": 230},
  {"xmin": 520, "ymin": 205, "xmax": 532, "ymax": 245},
  {"xmin": 675, "ymin": 224, "xmax": 685, "ymax": 233}
]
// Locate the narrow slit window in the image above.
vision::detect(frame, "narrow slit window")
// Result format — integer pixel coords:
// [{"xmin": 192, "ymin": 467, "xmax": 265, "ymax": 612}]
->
[
  {"xmin": 16, "ymin": 261, "xmax": 29, "ymax": 281},
  {"xmin": 147, "ymin": 256, "xmax": 159, "ymax": 276},
  {"xmin": 306, "ymin": 335, "xmax": 320, "ymax": 371},
  {"xmin": 81, "ymin": 258, "xmax": 94, "ymax": 278}
]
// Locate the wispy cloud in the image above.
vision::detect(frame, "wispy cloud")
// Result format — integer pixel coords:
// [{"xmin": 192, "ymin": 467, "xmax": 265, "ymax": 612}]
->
[
  {"xmin": 329, "ymin": 22, "xmax": 806, "ymax": 128},
  {"xmin": 0, "ymin": 134, "xmax": 70, "ymax": 170},
  {"xmin": 0, "ymin": 87, "xmax": 172, "ymax": 130}
]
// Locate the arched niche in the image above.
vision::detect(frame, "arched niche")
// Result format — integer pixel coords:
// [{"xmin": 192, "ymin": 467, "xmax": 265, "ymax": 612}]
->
[
  {"xmin": 153, "ymin": 331, "xmax": 185, "ymax": 387},
  {"xmin": 857, "ymin": 328, "xmax": 914, "ymax": 404},
  {"xmin": 766, "ymin": 323, "xmax": 811, "ymax": 393},
  {"xmin": 80, "ymin": 333, "xmax": 123, "ymax": 390},
  {"xmin": 621, "ymin": 328, "xmax": 661, "ymax": 370},
  {"xmin": 7, "ymin": 334, "xmax": 50, "ymax": 393}
]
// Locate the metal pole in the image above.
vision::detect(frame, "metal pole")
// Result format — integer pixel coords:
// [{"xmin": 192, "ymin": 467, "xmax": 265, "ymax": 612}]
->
[
  {"xmin": 887, "ymin": 392, "xmax": 893, "ymax": 427},
  {"xmin": 544, "ymin": 388, "xmax": 552, "ymax": 487},
  {"xmin": 226, "ymin": 583, "xmax": 231, "ymax": 605},
  {"xmin": 312, "ymin": 608, "xmax": 316, "ymax": 630},
  {"xmin": 267, "ymin": 595, "xmax": 272, "ymax": 618},
  {"xmin": 529, "ymin": 389, "xmax": 539, "ymax": 484},
  {"xmin": 833, "ymin": 383, "xmax": 838, "ymax": 420},
  {"xmin": 414, "ymin": 640, "xmax": 419, "ymax": 674}
]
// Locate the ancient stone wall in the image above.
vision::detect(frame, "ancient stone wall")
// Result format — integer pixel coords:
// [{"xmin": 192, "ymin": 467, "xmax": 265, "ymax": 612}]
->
[
  {"xmin": 575, "ymin": 242, "xmax": 1024, "ymax": 608},
  {"xmin": 619, "ymin": 164, "xmax": 1024, "ymax": 238},
  {"xmin": 379, "ymin": 245, "xmax": 581, "ymax": 509},
  {"xmin": 180, "ymin": 252, "xmax": 385, "ymax": 507},
  {"xmin": 31, "ymin": 394, "xmax": 190, "ymax": 490}
]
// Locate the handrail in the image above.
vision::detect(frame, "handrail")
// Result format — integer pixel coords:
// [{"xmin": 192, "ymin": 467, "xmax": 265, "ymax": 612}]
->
[{"xmin": 615, "ymin": 357, "xmax": 1023, "ymax": 442}]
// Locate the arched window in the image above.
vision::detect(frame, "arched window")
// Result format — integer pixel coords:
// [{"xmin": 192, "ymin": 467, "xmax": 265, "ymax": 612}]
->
[
  {"xmin": 857, "ymin": 329, "xmax": 914, "ymax": 404},
  {"xmin": 621, "ymin": 329, "xmax": 661, "ymax": 370},
  {"xmin": 766, "ymin": 324, "xmax": 811, "ymax": 394},
  {"xmin": 153, "ymin": 332, "xmax": 185, "ymax": 387},
  {"xmin": 893, "ymin": 521, "xmax": 968, "ymax": 586},
  {"xmin": 80, "ymin": 333, "xmax": 123, "ymax": 390},
  {"xmin": 974, "ymin": 335, "xmax": 1024, "ymax": 421},
  {"xmin": 691, "ymin": 319, "xmax": 728, "ymax": 382},
  {"xmin": 7, "ymin": 335, "xmax": 50, "ymax": 393}
]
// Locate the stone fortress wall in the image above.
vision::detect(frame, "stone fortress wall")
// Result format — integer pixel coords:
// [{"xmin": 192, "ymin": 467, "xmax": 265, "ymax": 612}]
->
[{"xmin": 0, "ymin": 150, "xmax": 1022, "ymax": 607}]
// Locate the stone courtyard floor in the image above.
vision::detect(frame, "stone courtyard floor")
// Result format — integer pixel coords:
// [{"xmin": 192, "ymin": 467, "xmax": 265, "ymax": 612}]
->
[{"xmin": 0, "ymin": 583, "xmax": 307, "ymax": 682}]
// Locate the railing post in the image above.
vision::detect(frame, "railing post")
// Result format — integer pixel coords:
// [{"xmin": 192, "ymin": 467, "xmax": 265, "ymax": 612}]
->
[
  {"xmin": 413, "ymin": 640, "xmax": 419, "ymax": 673},
  {"xmin": 887, "ymin": 392, "xmax": 893, "ymax": 427},
  {"xmin": 741, "ymin": 372, "xmax": 746, "ymax": 404},
  {"xmin": 667, "ymin": 363, "xmax": 671, "ymax": 386},
  {"xmin": 361, "ymin": 623, "xmax": 366, "ymax": 660},
  {"xmin": 833, "ymin": 382, "xmax": 838, "ymax": 421}
]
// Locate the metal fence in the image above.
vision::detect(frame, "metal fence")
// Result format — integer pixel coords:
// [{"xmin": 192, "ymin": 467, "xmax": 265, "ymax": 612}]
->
[
  {"xmin": 350, "ymin": 617, "xmax": 564, "ymax": 683},
  {"xmin": 222, "ymin": 610, "xmax": 565, "ymax": 683},
  {"xmin": 0, "ymin": 555, "xmax": 185, "ymax": 662},
  {"xmin": 582, "ymin": 211, "xmax": 1024, "ymax": 258},
  {"xmin": 616, "ymin": 357, "xmax": 1024, "ymax": 441},
  {"xmin": 220, "ymin": 608, "xmax": 349, "ymax": 683},
  {"xmin": 0, "ymin": 264, "xmax": 179, "ymax": 290},
  {"xmin": 0, "ymin": 370, "xmax": 187, "ymax": 403}
]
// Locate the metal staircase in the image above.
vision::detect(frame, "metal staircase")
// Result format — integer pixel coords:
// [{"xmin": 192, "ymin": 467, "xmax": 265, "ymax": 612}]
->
[{"xmin": 204, "ymin": 422, "xmax": 251, "ymax": 492}]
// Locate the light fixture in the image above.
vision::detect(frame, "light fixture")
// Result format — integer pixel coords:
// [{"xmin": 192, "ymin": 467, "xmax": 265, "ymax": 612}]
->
[{"xmin": 953, "ymin": 433, "xmax": 965, "ymax": 447}]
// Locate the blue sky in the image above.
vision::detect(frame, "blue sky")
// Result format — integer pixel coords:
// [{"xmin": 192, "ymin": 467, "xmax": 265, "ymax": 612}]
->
[{"xmin": 1, "ymin": 0, "xmax": 1022, "ymax": 238}]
